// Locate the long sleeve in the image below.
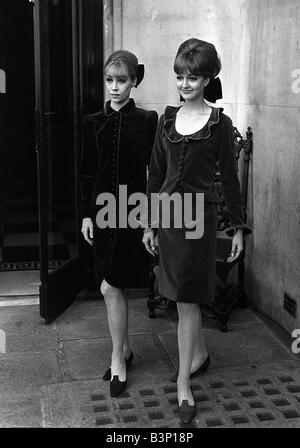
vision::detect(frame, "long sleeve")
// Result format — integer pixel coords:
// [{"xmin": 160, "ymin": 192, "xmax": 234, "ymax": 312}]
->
[
  {"xmin": 142, "ymin": 115, "xmax": 167, "ymax": 229},
  {"xmin": 80, "ymin": 115, "xmax": 99, "ymax": 218},
  {"xmin": 146, "ymin": 110, "xmax": 158, "ymax": 167},
  {"xmin": 218, "ymin": 116, "xmax": 252, "ymax": 237},
  {"xmin": 147, "ymin": 115, "xmax": 167, "ymax": 195}
]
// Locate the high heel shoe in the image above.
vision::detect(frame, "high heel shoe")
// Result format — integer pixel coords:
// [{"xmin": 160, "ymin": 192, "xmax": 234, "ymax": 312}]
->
[
  {"xmin": 178, "ymin": 392, "xmax": 196, "ymax": 424},
  {"xmin": 170, "ymin": 354, "xmax": 210, "ymax": 383},
  {"xmin": 103, "ymin": 351, "xmax": 134, "ymax": 381},
  {"xmin": 110, "ymin": 375, "xmax": 127, "ymax": 397}
]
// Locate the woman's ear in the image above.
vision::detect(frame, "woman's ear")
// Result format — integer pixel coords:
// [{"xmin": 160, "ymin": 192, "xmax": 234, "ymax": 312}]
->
[
  {"xmin": 204, "ymin": 77, "xmax": 210, "ymax": 88},
  {"xmin": 132, "ymin": 77, "xmax": 138, "ymax": 88}
]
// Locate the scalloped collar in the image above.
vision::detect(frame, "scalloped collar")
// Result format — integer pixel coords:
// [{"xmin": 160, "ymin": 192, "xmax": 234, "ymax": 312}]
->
[
  {"xmin": 104, "ymin": 98, "xmax": 136, "ymax": 117},
  {"xmin": 163, "ymin": 105, "xmax": 223, "ymax": 142}
]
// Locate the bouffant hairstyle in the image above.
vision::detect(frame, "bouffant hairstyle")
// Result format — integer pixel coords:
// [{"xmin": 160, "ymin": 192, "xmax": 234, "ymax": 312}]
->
[
  {"xmin": 104, "ymin": 50, "xmax": 138, "ymax": 81},
  {"xmin": 174, "ymin": 38, "xmax": 221, "ymax": 79}
]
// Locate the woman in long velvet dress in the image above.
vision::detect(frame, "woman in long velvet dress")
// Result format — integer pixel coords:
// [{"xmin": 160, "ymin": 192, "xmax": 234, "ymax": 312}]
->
[
  {"xmin": 143, "ymin": 38, "xmax": 251, "ymax": 423},
  {"xmin": 80, "ymin": 50, "xmax": 158, "ymax": 397}
]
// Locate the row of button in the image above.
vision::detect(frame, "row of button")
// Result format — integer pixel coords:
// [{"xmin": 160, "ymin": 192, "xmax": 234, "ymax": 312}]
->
[
  {"xmin": 111, "ymin": 114, "xmax": 119, "ymax": 194},
  {"xmin": 104, "ymin": 114, "xmax": 120, "ymax": 269},
  {"xmin": 176, "ymin": 142, "xmax": 187, "ymax": 184}
]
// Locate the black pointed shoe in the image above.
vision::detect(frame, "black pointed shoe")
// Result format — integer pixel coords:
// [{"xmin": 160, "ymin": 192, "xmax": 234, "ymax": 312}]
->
[
  {"xmin": 178, "ymin": 399, "xmax": 196, "ymax": 424},
  {"xmin": 103, "ymin": 351, "xmax": 134, "ymax": 381},
  {"xmin": 110, "ymin": 375, "xmax": 127, "ymax": 397},
  {"xmin": 170, "ymin": 354, "xmax": 210, "ymax": 383}
]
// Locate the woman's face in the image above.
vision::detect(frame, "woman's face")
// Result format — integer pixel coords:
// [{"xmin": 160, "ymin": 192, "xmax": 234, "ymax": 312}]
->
[
  {"xmin": 105, "ymin": 63, "xmax": 136, "ymax": 108},
  {"xmin": 176, "ymin": 72, "xmax": 209, "ymax": 102}
]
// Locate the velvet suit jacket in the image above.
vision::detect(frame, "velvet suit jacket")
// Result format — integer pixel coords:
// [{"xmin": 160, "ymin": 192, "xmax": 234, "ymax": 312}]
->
[
  {"xmin": 146, "ymin": 106, "xmax": 251, "ymax": 237},
  {"xmin": 80, "ymin": 99, "xmax": 158, "ymax": 218}
]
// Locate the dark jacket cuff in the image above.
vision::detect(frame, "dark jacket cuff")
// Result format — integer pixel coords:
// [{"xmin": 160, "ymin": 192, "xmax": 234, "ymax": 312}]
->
[{"xmin": 225, "ymin": 224, "xmax": 252, "ymax": 237}]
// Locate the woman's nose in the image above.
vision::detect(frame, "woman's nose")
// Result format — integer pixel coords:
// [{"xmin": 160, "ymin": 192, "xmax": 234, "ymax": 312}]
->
[
  {"xmin": 182, "ymin": 77, "xmax": 189, "ymax": 88},
  {"xmin": 112, "ymin": 81, "xmax": 118, "ymax": 90}
]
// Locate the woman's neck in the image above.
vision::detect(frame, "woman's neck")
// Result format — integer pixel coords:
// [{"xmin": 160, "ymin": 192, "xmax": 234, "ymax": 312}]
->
[
  {"xmin": 180, "ymin": 98, "xmax": 211, "ymax": 115},
  {"xmin": 110, "ymin": 97, "xmax": 130, "ymax": 112}
]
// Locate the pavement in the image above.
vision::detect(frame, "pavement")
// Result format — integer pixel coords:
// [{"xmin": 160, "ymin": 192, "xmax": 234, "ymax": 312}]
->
[{"xmin": 0, "ymin": 292, "xmax": 299, "ymax": 428}]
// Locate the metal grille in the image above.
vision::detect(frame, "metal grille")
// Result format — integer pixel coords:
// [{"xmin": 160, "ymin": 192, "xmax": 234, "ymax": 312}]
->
[{"xmin": 90, "ymin": 371, "xmax": 300, "ymax": 428}]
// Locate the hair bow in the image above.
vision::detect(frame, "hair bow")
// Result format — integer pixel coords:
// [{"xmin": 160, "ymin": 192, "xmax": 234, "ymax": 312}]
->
[{"xmin": 135, "ymin": 64, "xmax": 145, "ymax": 88}]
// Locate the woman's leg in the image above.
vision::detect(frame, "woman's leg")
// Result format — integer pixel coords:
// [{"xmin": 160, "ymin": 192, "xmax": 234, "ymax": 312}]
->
[
  {"xmin": 191, "ymin": 306, "xmax": 208, "ymax": 372},
  {"xmin": 122, "ymin": 289, "xmax": 131, "ymax": 359},
  {"xmin": 177, "ymin": 302, "xmax": 201, "ymax": 405},
  {"xmin": 100, "ymin": 280, "xmax": 129, "ymax": 381}
]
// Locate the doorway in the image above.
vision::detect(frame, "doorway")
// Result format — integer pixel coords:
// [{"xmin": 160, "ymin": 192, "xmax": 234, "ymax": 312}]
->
[
  {"xmin": 0, "ymin": 0, "xmax": 39, "ymax": 296},
  {"xmin": 0, "ymin": 0, "xmax": 103, "ymax": 319},
  {"xmin": 35, "ymin": 0, "xmax": 103, "ymax": 322}
]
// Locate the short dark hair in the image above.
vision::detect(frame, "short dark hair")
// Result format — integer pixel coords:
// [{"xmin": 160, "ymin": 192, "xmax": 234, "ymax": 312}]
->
[
  {"xmin": 174, "ymin": 38, "xmax": 221, "ymax": 79},
  {"xmin": 104, "ymin": 50, "xmax": 138, "ymax": 81}
]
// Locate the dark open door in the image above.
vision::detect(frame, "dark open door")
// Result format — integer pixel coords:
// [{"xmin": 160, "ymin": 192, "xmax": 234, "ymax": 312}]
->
[{"xmin": 34, "ymin": 0, "xmax": 103, "ymax": 323}]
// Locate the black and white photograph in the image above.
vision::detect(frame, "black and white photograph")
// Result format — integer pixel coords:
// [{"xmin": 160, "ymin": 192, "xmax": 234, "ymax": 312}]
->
[{"xmin": 0, "ymin": 0, "xmax": 300, "ymax": 433}]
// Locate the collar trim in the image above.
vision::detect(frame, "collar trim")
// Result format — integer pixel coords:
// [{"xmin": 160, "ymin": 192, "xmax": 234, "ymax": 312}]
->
[
  {"xmin": 104, "ymin": 98, "xmax": 136, "ymax": 117},
  {"xmin": 163, "ymin": 106, "xmax": 223, "ymax": 142}
]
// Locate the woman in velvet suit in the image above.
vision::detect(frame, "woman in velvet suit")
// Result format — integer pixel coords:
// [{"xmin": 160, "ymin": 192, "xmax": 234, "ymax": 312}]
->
[
  {"xmin": 143, "ymin": 39, "xmax": 251, "ymax": 423},
  {"xmin": 80, "ymin": 50, "xmax": 158, "ymax": 397}
]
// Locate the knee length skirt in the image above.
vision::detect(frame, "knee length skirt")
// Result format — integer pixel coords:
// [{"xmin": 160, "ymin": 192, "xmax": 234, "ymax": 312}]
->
[{"xmin": 157, "ymin": 194, "xmax": 217, "ymax": 304}]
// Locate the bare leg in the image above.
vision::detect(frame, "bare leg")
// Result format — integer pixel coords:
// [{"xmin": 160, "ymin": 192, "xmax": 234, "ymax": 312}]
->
[
  {"xmin": 191, "ymin": 306, "xmax": 208, "ymax": 372},
  {"xmin": 100, "ymin": 280, "xmax": 130, "ymax": 381},
  {"xmin": 122, "ymin": 289, "xmax": 131, "ymax": 358},
  {"xmin": 177, "ymin": 302, "xmax": 200, "ymax": 405}
]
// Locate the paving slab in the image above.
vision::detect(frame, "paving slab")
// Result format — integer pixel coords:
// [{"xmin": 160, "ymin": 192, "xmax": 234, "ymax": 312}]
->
[
  {"xmin": 56, "ymin": 302, "xmax": 109, "ymax": 340},
  {"xmin": 39, "ymin": 361, "xmax": 300, "ymax": 428},
  {"xmin": 0, "ymin": 305, "xmax": 49, "ymax": 329},
  {"xmin": 0, "ymin": 305, "xmax": 58, "ymax": 353},
  {"xmin": 158, "ymin": 324, "xmax": 294, "ymax": 371},
  {"xmin": 61, "ymin": 334, "xmax": 174, "ymax": 382},
  {"xmin": 0, "ymin": 351, "xmax": 64, "ymax": 394},
  {"xmin": 56, "ymin": 301, "xmax": 175, "ymax": 341},
  {"xmin": 71, "ymin": 297, "xmax": 101, "ymax": 307},
  {"xmin": 0, "ymin": 297, "xmax": 299, "ymax": 428},
  {"xmin": 0, "ymin": 271, "xmax": 39, "ymax": 296},
  {"xmin": 0, "ymin": 390, "xmax": 44, "ymax": 428}
]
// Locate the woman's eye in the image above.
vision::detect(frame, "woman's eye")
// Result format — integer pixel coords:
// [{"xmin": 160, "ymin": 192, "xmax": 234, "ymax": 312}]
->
[
  {"xmin": 106, "ymin": 78, "xmax": 113, "ymax": 83},
  {"xmin": 188, "ymin": 77, "xmax": 197, "ymax": 81},
  {"xmin": 176, "ymin": 76, "xmax": 183, "ymax": 80}
]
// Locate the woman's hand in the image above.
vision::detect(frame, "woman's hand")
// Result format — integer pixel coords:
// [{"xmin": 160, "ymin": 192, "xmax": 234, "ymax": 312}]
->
[
  {"xmin": 142, "ymin": 228, "xmax": 157, "ymax": 256},
  {"xmin": 81, "ymin": 217, "xmax": 94, "ymax": 246},
  {"xmin": 227, "ymin": 228, "xmax": 243, "ymax": 263}
]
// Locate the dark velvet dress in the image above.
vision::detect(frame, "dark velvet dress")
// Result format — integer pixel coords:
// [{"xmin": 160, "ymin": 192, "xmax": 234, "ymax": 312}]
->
[
  {"xmin": 80, "ymin": 99, "xmax": 158, "ymax": 288},
  {"xmin": 146, "ymin": 106, "xmax": 251, "ymax": 303}
]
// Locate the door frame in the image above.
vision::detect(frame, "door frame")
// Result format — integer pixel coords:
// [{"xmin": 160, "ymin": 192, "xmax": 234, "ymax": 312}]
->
[{"xmin": 33, "ymin": 0, "xmax": 93, "ymax": 323}]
